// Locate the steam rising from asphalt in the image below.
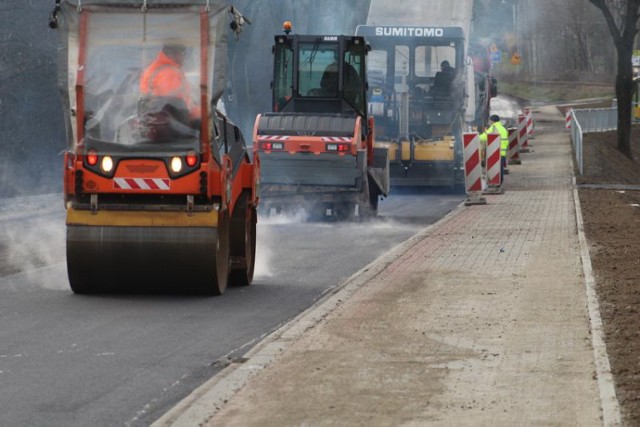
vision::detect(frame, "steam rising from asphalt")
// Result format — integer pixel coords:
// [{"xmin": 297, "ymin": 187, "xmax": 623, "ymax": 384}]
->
[
  {"xmin": 251, "ymin": 200, "xmax": 424, "ymax": 283},
  {"xmin": 258, "ymin": 209, "xmax": 310, "ymax": 225},
  {"xmin": 0, "ymin": 192, "xmax": 439, "ymax": 295},
  {"xmin": 253, "ymin": 222, "xmax": 274, "ymax": 279},
  {"xmin": 252, "ymin": 208, "xmax": 312, "ymax": 279},
  {"xmin": 489, "ymin": 96, "xmax": 523, "ymax": 128},
  {"xmin": 0, "ymin": 195, "xmax": 67, "ymax": 291},
  {"xmin": 20, "ymin": 221, "xmax": 67, "ymax": 292}
]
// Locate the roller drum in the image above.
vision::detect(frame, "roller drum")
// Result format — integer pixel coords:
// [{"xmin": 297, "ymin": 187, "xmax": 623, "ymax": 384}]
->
[{"xmin": 66, "ymin": 225, "xmax": 227, "ymax": 295}]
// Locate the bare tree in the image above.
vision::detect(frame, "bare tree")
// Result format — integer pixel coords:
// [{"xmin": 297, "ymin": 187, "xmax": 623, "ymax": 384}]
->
[
  {"xmin": 588, "ymin": 0, "xmax": 640, "ymax": 158},
  {"xmin": 568, "ymin": 2, "xmax": 595, "ymax": 73}
]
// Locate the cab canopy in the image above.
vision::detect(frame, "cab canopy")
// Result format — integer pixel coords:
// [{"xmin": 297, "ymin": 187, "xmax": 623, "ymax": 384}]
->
[
  {"xmin": 272, "ymin": 34, "xmax": 369, "ymax": 120},
  {"xmin": 53, "ymin": 0, "xmax": 231, "ymax": 149}
]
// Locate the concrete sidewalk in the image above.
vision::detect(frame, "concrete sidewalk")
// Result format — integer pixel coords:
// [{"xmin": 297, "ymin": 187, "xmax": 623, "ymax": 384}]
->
[{"xmin": 155, "ymin": 106, "xmax": 620, "ymax": 426}]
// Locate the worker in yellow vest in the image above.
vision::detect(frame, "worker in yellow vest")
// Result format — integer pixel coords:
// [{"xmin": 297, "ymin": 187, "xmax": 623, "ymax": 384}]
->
[{"xmin": 480, "ymin": 114, "xmax": 509, "ymax": 184}]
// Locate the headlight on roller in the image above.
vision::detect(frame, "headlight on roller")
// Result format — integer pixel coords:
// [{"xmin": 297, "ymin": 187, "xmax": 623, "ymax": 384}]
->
[
  {"xmin": 170, "ymin": 156, "xmax": 183, "ymax": 174},
  {"xmin": 101, "ymin": 156, "xmax": 114, "ymax": 173}
]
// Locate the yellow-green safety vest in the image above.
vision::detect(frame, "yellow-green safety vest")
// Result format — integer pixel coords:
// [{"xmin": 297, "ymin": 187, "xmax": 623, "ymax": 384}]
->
[{"xmin": 480, "ymin": 121, "xmax": 509, "ymax": 157}]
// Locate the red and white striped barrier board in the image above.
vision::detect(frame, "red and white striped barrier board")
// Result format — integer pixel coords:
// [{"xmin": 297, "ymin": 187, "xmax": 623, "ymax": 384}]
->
[
  {"xmin": 485, "ymin": 133, "xmax": 502, "ymax": 188},
  {"xmin": 507, "ymin": 127, "xmax": 521, "ymax": 165},
  {"xmin": 463, "ymin": 133, "xmax": 487, "ymax": 205},
  {"xmin": 518, "ymin": 114, "xmax": 530, "ymax": 153},
  {"xmin": 565, "ymin": 109, "xmax": 572, "ymax": 130},
  {"xmin": 525, "ymin": 106, "xmax": 535, "ymax": 137},
  {"xmin": 463, "ymin": 133, "xmax": 482, "ymax": 192},
  {"xmin": 482, "ymin": 133, "xmax": 504, "ymax": 195}
]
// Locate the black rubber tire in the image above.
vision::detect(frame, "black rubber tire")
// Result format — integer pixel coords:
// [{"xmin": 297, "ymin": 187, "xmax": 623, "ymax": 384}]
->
[
  {"xmin": 209, "ymin": 208, "xmax": 230, "ymax": 295},
  {"xmin": 334, "ymin": 202, "xmax": 356, "ymax": 221},
  {"xmin": 369, "ymin": 188, "xmax": 380, "ymax": 212},
  {"xmin": 229, "ymin": 192, "xmax": 256, "ymax": 287}
]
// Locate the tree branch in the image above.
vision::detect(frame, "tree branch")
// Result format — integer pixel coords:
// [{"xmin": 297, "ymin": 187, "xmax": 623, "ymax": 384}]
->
[{"xmin": 588, "ymin": 0, "xmax": 623, "ymax": 44}]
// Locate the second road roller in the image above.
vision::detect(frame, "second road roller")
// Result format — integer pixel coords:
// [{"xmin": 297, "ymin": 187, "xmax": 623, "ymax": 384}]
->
[{"xmin": 253, "ymin": 22, "xmax": 390, "ymax": 221}]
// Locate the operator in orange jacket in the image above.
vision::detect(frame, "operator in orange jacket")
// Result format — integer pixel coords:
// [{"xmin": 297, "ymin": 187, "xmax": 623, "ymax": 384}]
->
[{"xmin": 140, "ymin": 43, "xmax": 201, "ymax": 121}]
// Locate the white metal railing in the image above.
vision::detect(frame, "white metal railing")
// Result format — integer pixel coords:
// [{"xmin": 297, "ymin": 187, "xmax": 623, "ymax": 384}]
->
[
  {"xmin": 569, "ymin": 107, "xmax": 617, "ymax": 175},
  {"xmin": 570, "ymin": 112, "xmax": 584, "ymax": 174},
  {"xmin": 573, "ymin": 108, "xmax": 617, "ymax": 132}
]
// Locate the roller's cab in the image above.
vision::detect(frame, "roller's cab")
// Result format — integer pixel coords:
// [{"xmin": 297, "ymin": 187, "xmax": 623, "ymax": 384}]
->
[
  {"xmin": 52, "ymin": 0, "xmax": 258, "ymax": 295},
  {"xmin": 355, "ymin": 25, "xmax": 486, "ymax": 189},
  {"xmin": 254, "ymin": 24, "xmax": 389, "ymax": 221}
]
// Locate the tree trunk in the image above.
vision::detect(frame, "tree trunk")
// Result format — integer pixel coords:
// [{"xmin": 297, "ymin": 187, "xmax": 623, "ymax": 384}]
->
[
  {"xmin": 588, "ymin": 0, "xmax": 640, "ymax": 159},
  {"xmin": 616, "ymin": 46, "xmax": 634, "ymax": 158},
  {"xmin": 614, "ymin": 0, "xmax": 640, "ymax": 159}
]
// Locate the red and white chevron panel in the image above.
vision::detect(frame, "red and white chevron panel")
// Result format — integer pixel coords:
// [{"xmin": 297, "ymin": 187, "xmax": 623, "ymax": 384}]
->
[
  {"xmin": 463, "ymin": 133, "xmax": 482, "ymax": 192},
  {"xmin": 258, "ymin": 135, "xmax": 290, "ymax": 141},
  {"xmin": 518, "ymin": 114, "xmax": 529, "ymax": 151},
  {"xmin": 525, "ymin": 106, "xmax": 534, "ymax": 136},
  {"xmin": 565, "ymin": 109, "xmax": 572, "ymax": 129},
  {"xmin": 321, "ymin": 137, "xmax": 352, "ymax": 142},
  {"xmin": 114, "ymin": 178, "xmax": 170, "ymax": 190},
  {"xmin": 485, "ymin": 133, "xmax": 501, "ymax": 187},
  {"xmin": 508, "ymin": 127, "xmax": 521, "ymax": 165}
]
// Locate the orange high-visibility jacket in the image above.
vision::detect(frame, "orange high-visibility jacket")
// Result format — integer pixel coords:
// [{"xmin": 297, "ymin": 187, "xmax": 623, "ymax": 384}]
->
[{"xmin": 139, "ymin": 51, "xmax": 200, "ymax": 119}]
